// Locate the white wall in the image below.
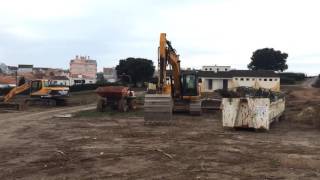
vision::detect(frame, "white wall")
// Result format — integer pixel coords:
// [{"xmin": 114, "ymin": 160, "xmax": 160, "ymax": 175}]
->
[
  {"xmin": 200, "ymin": 76, "xmax": 280, "ymax": 92},
  {"xmin": 51, "ymin": 80, "xmax": 70, "ymax": 86},
  {"xmin": 231, "ymin": 77, "xmax": 280, "ymax": 91},
  {"xmin": 202, "ymin": 66, "xmax": 231, "ymax": 72},
  {"xmin": 69, "ymin": 78, "xmax": 97, "ymax": 86},
  {"xmin": 201, "ymin": 77, "xmax": 229, "ymax": 92}
]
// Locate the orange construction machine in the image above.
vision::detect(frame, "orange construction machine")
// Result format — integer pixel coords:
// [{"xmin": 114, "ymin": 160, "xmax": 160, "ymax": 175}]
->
[
  {"xmin": 1, "ymin": 79, "xmax": 69, "ymax": 109},
  {"xmin": 144, "ymin": 33, "xmax": 202, "ymax": 124}
]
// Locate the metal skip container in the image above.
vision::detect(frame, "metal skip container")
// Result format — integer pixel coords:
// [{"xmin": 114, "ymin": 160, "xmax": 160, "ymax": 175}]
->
[{"xmin": 221, "ymin": 97, "xmax": 285, "ymax": 130}]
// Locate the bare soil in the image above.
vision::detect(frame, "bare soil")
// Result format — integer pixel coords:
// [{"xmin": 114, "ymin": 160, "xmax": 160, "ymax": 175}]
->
[{"xmin": 0, "ymin": 85, "xmax": 320, "ymax": 179}]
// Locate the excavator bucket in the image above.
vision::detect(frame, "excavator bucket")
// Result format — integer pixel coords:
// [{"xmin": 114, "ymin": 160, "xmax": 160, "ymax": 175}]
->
[{"xmin": 144, "ymin": 94, "xmax": 173, "ymax": 125}]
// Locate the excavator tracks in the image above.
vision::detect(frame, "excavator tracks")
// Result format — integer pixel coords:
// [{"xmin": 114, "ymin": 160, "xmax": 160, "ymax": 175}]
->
[
  {"xmin": 144, "ymin": 94, "xmax": 173, "ymax": 125},
  {"xmin": 189, "ymin": 100, "xmax": 202, "ymax": 115}
]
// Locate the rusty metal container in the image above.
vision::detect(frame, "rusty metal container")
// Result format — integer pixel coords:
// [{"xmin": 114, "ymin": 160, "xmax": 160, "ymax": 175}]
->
[{"xmin": 96, "ymin": 86, "xmax": 129, "ymax": 99}]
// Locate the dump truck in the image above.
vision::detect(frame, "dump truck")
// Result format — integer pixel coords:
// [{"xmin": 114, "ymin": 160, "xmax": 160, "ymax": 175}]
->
[{"xmin": 96, "ymin": 86, "xmax": 136, "ymax": 112}]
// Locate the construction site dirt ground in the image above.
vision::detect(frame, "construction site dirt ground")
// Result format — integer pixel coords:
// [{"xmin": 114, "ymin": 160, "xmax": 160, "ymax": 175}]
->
[{"xmin": 0, "ymin": 83, "xmax": 320, "ymax": 179}]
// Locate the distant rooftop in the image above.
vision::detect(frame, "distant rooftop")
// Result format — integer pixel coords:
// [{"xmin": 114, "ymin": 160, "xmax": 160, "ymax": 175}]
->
[
  {"xmin": 167, "ymin": 70, "xmax": 279, "ymax": 78},
  {"xmin": 18, "ymin": 64, "xmax": 33, "ymax": 68}
]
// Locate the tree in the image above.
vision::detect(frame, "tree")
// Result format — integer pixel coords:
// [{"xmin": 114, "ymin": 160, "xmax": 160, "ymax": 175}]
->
[
  {"xmin": 96, "ymin": 72, "xmax": 106, "ymax": 85},
  {"xmin": 116, "ymin": 57, "xmax": 155, "ymax": 86},
  {"xmin": 248, "ymin": 48, "xmax": 288, "ymax": 72}
]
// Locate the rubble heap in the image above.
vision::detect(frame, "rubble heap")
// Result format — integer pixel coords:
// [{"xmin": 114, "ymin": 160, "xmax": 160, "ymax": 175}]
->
[{"xmin": 217, "ymin": 87, "xmax": 285, "ymax": 102}]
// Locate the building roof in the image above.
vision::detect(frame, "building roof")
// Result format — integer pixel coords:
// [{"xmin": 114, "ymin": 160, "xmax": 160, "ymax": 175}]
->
[
  {"xmin": 8, "ymin": 66, "xmax": 18, "ymax": 71},
  {"xmin": 167, "ymin": 70, "xmax": 279, "ymax": 78},
  {"xmin": 199, "ymin": 70, "xmax": 279, "ymax": 78},
  {"xmin": 49, "ymin": 76, "xmax": 69, "ymax": 80},
  {"xmin": 33, "ymin": 67, "xmax": 50, "ymax": 71},
  {"xmin": 198, "ymin": 71, "xmax": 233, "ymax": 78},
  {"xmin": 0, "ymin": 76, "xmax": 17, "ymax": 84},
  {"xmin": 18, "ymin": 64, "xmax": 33, "ymax": 68}
]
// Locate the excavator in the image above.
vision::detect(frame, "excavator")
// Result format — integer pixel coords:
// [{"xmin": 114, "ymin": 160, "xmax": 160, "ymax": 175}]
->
[
  {"xmin": 144, "ymin": 33, "xmax": 202, "ymax": 124},
  {"xmin": 0, "ymin": 79, "xmax": 69, "ymax": 110}
]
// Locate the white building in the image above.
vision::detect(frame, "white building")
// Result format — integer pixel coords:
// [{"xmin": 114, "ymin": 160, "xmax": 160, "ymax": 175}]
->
[
  {"xmin": 49, "ymin": 76, "xmax": 70, "ymax": 86},
  {"xmin": 69, "ymin": 75, "xmax": 97, "ymax": 86},
  {"xmin": 69, "ymin": 55, "xmax": 97, "ymax": 84},
  {"xmin": 103, "ymin": 67, "xmax": 118, "ymax": 83},
  {"xmin": 18, "ymin": 64, "xmax": 33, "ymax": 75},
  {"xmin": 202, "ymin": 65, "xmax": 231, "ymax": 72},
  {"xmin": 200, "ymin": 70, "xmax": 280, "ymax": 92}
]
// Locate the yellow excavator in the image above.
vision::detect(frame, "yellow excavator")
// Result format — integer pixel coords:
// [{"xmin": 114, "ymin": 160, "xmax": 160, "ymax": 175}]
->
[
  {"xmin": 1, "ymin": 79, "xmax": 69, "ymax": 109},
  {"xmin": 144, "ymin": 33, "xmax": 202, "ymax": 124}
]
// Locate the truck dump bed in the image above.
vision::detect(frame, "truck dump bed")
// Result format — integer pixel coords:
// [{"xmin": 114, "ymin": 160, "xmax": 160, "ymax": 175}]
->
[{"xmin": 96, "ymin": 86, "xmax": 129, "ymax": 99}]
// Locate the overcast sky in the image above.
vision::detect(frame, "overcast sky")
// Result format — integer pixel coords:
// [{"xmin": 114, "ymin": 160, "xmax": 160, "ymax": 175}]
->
[{"xmin": 0, "ymin": 0, "xmax": 319, "ymax": 75}]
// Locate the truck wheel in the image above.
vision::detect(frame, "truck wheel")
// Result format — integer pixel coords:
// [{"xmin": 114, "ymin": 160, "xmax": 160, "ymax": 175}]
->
[
  {"xmin": 97, "ymin": 99, "xmax": 106, "ymax": 112},
  {"xmin": 49, "ymin": 99, "xmax": 57, "ymax": 106},
  {"xmin": 118, "ymin": 99, "xmax": 128, "ymax": 112},
  {"xmin": 128, "ymin": 99, "xmax": 137, "ymax": 110}
]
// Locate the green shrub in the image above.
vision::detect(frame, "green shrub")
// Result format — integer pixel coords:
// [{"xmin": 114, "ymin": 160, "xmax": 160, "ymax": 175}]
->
[
  {"xmin": 280, "ymin": 77, "xmax": 296, "ymax": 85},
  {"xmin": 279, "ymin": 72, "xmax": 306, "ymax": 81}
]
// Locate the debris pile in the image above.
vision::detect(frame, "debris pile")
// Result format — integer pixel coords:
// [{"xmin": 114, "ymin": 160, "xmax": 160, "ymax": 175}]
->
[{"xmin": 217, "ymin": 87, "xmax": 285, "ymax": 102}]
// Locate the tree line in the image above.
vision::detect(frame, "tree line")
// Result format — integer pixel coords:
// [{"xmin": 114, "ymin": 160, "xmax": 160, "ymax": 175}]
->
[{"xmin": 99, "ymin": 48, "xmax": 289, "ymax": 86}]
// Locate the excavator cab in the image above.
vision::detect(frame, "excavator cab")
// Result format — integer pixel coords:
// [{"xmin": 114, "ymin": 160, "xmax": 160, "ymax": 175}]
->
[
  {"xmin": 181, "ymin": 72, "xmax": 199, "ymax": 97},
  {"xmin": 30, "ymin": 80, "xmax": 43, "ymax": 93}
]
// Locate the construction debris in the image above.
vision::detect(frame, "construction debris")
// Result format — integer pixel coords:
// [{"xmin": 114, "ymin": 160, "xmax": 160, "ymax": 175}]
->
[
  {"xmin": 155, "ymin": 149, "xmax": 174, "ymax": 159},
  {"xmin": 217, "ymin": 87, "xmax": 285, "ymax": 102},
  {"xmin": 54, "ymin": 114, "xmax": 73, "ymax": 118}
]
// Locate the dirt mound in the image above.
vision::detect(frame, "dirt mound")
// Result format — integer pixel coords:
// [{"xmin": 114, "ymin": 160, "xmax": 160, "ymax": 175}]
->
[{"xmin": 296, "ymin": 106, "xmax": 320, "ymax": 128}]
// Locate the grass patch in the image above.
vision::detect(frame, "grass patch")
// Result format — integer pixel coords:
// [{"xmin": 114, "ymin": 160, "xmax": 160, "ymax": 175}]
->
[{"xmin": 74, "ymin": 109, "xmax": 144, "ymax": 118}]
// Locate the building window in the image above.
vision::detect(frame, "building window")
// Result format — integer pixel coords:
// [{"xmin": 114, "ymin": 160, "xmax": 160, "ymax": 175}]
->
[
  {"xmin": 235, "ymin": 78, "xmax": 238, "ymax": 80},
  {"xmin": 240, "ymin": 78, "xmax": 244, "ymax": 81},
  {"xmin": 217, "ymin": 68, "xmax": 220, "ymax": 72},
  {"xmin": 205, "ymin": 68, "xmax": 208, "ymax": 71},
  {"xmin": 252, "ymin": 78, "xmax": 255, "ymax": 81},
  {"xmin": 259, "ymin": 78, "xmax": 262, "ymax": 81},
  {"xmin": 225, "ymin": 68, "xmax": 228, "ymax": 71},
  {"xmin": 269, "ymin": 79, "xmax": 273, "ymax": 81},
  {"xmin": 264, "ymin": 79, "xmax": 267, "ymax": 81},
  {"xmin": 246, "ymin": 78, "xmax": 250, "ymax": 81},
  {"xmin": 275, "ymin": 79, "xmax": 278, "ymax": 81},
  {"xmin": 208, "ymin": 79, "xmax": 213, "ymax": 90},
  {"xmin": 210, "ymin": 68, "xmax": 212, "ymax": 71}
]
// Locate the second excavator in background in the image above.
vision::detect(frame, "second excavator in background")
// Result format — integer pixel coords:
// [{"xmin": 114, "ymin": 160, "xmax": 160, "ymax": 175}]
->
[
  {"xmin": 144, "ymin": 33, "xmax": 202, "ymax": 124},
  {"xmin": 0, "ymin": 79, "xmax": 69, "ymax": 110}
]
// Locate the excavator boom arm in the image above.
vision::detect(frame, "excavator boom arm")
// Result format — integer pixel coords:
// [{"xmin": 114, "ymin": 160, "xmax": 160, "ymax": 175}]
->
[
  {"xmin": 4, "ymin": 83, "xmax": 30, "ymax": 102},
  {"xmin": 158, "ymin": 33, "xmax": 181, "ymax": 98}
]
